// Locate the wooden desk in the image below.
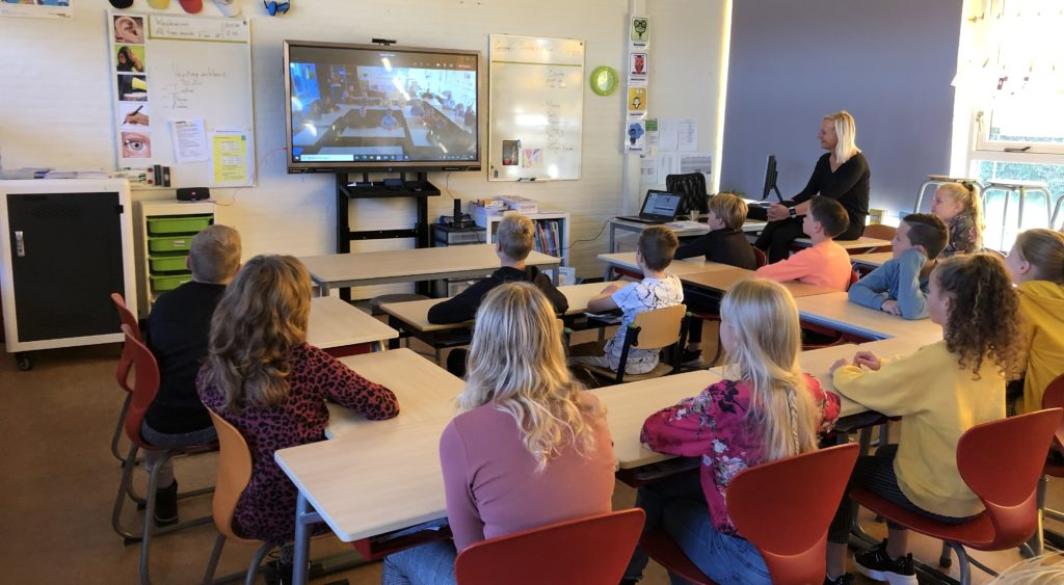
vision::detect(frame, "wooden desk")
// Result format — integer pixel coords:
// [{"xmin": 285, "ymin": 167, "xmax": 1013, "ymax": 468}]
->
[
  {"xmin": 793, "ymin": 236, "xmax": 891, "ymax": 253},
  {"xmin": 307, "ymin": 296, "xmax": 399, "ymax": 355},
  {"xmin": 595, "ymin": 370, "xmax": 722, "ymax": 469},
  {"xmin": 607, "ymin": 218, "xmax": 766, "ymax": 253},
  {"xmin": 850, "ymin": 252, "xmax": 892, "ymax": 269},
  {"xmin": 299, "ymin": 246, "xmax": 561, "ymax": 295},
  {"xmin": 325, "ymin": 348, "xmax": 463, "ymax": 439},
  {"xmin": 597, "ymin": 252, "xmax": 736, "ymax": 281},
  {"xmin": 379, "ymin": 282, "xmax": 610, "ymax": 335},
  {"xmin": 794, "ymin": 292, "xmax": 942, "ymax": 345},
  {"xmin": 679, "ymin": 267, "xmax": 840, "ymax": 298}
]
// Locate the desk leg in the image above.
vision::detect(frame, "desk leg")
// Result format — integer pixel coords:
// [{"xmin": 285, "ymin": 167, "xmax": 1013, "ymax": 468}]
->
[
  {"xmin": 552, "ymin": 264, "xmax": 560, "ymax": 286},
  {"xmin": 609, "ymin": 222, "xmax": 617, "ymax": 253},
  {"xmin": 292, "ymin": 491, "xmax": 322, "ymax": 585},
  {"xmin": 372, "ymin": 340, "xmax": 383, "ymax": 352}
]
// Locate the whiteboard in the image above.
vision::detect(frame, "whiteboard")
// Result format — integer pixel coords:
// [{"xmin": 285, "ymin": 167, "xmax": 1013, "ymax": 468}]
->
[
  {"xmin": 488, "ymin": 34, "xmax": 584, "ymax": 181},
  {"xmin": 109, "ymin": 12, "xmax": 255, "ymax": 187}
]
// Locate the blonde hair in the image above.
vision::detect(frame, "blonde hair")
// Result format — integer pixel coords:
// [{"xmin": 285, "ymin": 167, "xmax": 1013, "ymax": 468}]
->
[
  {"xmin": 988, "ymin": 554, "xmax": 1064, "ymax": 584},
  {"xmin": 938, "ymin": 181, "xmax": 984, "ymax": 231},
  {"xmin": 203, "ymin": 255, "xmax": 312, "ymax": 413},
  {"xmin": 707, "ymin": 193, "xmax": 748, "ymax": 230},
  {"xmin": 189, "ymin": 224, "xmax": 242, "ymax": 284},
  {"xmin": 496, "ymin": 213, "xmax": 534, "ymax": 261},
  {"xmin": 720, "ymin": 279, "xmax": 820, "ymax": 461},
  {"xmin": 1014, "ymin": 229, "xmax": 1064, "ymax": 284},
  {"xmin": 824, "ymin": 110, "xmax": 860, "ymax": 164},
  {"xmin": 458, "ymin": 282, "xmax": 597, "ymax": 469}
]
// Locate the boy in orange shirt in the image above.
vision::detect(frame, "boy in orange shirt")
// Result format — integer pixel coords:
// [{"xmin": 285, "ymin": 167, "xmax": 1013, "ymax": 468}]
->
[{"xmin": 755, "ymin": 197, "xmax": 853, "ymax": 291}]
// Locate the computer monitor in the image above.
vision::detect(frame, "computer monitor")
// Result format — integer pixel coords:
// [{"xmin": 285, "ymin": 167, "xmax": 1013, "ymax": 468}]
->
[{"xmin": 762, "ymin": 155, "xmax": 783, "ymax": 202}]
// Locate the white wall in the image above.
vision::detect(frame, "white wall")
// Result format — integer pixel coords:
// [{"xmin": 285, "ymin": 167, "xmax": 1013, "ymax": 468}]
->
[{"xmin": 0, "ymin": 0, "xmax": 726, "ymax": 290}]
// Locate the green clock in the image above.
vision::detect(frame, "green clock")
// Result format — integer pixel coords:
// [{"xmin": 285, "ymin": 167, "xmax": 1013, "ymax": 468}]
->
[{"xmin": 590, "ymin": 66, "xmax": 619, "ymax": 96}]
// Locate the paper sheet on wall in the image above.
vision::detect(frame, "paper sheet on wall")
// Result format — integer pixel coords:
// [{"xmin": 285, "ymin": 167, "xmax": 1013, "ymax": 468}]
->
[
  {"xmin": 679, "ymin": 152, "xmax": 713, "ymax": 184},
  {"xmin": 640, "ymin": 155, "xmax": 660, "ymax": 187},
  {"xmin": 658, "ymin": 118, "xmax": 698, "ymax": 152},
  {"xmin": 210, "ymin": 130, "xmax": 250, "ymax": 187},
  {"xmin": 170, "ymin": 119, "xmax": 208, "ymax": 163}
]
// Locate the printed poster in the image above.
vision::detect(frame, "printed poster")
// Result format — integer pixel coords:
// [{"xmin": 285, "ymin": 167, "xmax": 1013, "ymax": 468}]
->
[
  {"xmin": 0, "ymin": 0, "xmax": 72, "ymax": 19},
  {"xmin": 627, "ymin": 87, "xmax": 647, "ymax": 114},
  {"xmin": 211, "ymin": 130, "xmax": 250, "ymax": 186},
  {"xmin": 630, "ymin": 16, "xmax": 649, "ymax": 46}
]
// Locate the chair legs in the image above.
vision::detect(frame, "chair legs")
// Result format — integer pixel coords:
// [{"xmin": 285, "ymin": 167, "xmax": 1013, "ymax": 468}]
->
[
  {"xmin": 111, "ymin": 393, "xmax": 132, "ymax": 463},
  {"xmin": 1025, "ymin": 475, "xmax": 1048, "ymax": 556},
  {"xmin": 202, "ymin": 534, "xmax": 272, "ymax": 585},
  {"xmin": 112, "ymin": 444, "xmax": 214, "ymax": 543}
]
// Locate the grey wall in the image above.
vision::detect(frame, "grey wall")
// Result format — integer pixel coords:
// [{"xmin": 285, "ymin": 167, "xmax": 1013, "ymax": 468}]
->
[{"xmin": 721, "ymin": 0, "xmax": 963, "ymax": 217}]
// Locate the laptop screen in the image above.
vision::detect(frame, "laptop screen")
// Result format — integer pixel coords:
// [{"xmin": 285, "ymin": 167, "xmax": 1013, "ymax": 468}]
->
[{"xmin": 642, "ymin": 190, "xmax": 682, "ymax": 218}]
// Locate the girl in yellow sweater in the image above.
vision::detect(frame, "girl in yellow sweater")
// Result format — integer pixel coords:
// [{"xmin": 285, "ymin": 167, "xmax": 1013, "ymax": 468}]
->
[
  {"xmin": 824, "ymin": 254, "xmax": 1023, "ymax": 585},
  {"xmin": 1004, "ymin": 229, "xmax": 1064, "ymax": 414}
]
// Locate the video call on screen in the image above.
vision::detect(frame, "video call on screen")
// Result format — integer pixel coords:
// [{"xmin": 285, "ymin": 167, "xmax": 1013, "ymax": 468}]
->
[{"xmin": 289, "ymin": 46, "xmax": 478, "ymax": 164}]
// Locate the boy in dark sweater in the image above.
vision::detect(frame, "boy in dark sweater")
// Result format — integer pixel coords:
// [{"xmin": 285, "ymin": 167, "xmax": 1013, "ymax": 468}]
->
[
  {"xmin": 428, "ymin": 213, "xmax": 567, "ymax": 376},
  {"xmin": 143, "ymin": 224, "xmax": 241, "ymax": 525},
  {"xmin": 676, "ymin": 193, "xmax": 757, "ymax": 362},
  {"xmin": 428, "ymin": 213, "xmax": 568, "ymax": 324}
]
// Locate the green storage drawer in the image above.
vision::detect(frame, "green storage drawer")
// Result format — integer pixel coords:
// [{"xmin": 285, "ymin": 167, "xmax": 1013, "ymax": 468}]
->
[
  {"xmin": 149, "ymin": 236, "xmax": 194, "ymax": 253},
  {"xmin": 149, "ymin": 254, "xmax": 189, "ymax": 273},
  {"xmin": 151, "ymin": 272, "xmax": 192, "ymax": 293},
  {"xmin": 147, "ymin": 215, "xmax": 213, "ymax": 236}
]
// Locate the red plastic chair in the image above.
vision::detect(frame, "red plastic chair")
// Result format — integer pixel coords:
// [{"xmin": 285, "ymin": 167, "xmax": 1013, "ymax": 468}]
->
[
  {"xmin": 110, "ymin": 293, "xmax": 142, "ymax": 462},
  {"xmin": 454, "ymin": 509, "xmax": 645, "ymax": 585},
  {"xmin": 642, "ymin": 443, "xmax": 860, "ymax": 585},
  {"xmin": 109, "ymin": 324, "xmax": 215, "ymax": 585},
  {"xmin": 752, "ymin": 247, "xmax": 768, "ymax": 268},
  {"xmin": 1030, "ymin": 375, "xmax": 1064, "ymax": 554},
  {"xmin": 851, "ymin": 408, "xmax": 1064, "ymax": 585}
]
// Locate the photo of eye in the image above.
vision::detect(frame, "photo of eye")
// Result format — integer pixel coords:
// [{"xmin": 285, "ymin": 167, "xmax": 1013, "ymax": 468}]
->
[{"xmin": 121, "ymin": 131, "xmax": 152, "ymax": 159}]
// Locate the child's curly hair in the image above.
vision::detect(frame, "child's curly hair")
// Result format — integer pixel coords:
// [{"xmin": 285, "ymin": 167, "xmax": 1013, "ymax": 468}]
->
[{"xmin": 934, "ymin": 253, "xmax": 1023, "ymax": 380}]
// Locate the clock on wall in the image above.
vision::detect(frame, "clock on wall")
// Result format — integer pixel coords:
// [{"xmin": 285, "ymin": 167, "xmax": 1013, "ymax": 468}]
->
[{"xmin": 589, "ymin": 66, "xmax": 619, "ymax": 96}]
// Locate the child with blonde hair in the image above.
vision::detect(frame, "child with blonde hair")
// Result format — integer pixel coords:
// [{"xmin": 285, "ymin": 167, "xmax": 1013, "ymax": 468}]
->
[
  {"xmin": 197, "ymin": 255, "xmax": 398, "ymax": 576},
  {"xmin": 383, "ymin": 283, "xmax": 615, "ymax": 584},
  {"xmin": 623, "ymin": 279, "xmax": 840, "ymax": 585},
  {"xmin": 1005, "ymin": 228, "xmax": 1064, "ymax": 413},
  {"xmin": 931, "ymin": 181, "xmax": 983, "ymax": 256},
  {"xmin": 826, "ymin": 253, "xmax": 1023, "ymax": 585}
]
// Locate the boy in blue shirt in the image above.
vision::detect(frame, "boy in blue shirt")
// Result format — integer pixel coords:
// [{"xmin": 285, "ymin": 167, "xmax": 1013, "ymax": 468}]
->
[{"xmin": 848, "ymin": 214, "xmax": 948, "ymax": 319}]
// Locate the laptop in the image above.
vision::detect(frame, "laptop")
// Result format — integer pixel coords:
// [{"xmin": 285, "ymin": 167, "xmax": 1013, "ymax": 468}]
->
[{"xmin": 617, "ymin": 189, "xmax": 682, "ymax": 224}]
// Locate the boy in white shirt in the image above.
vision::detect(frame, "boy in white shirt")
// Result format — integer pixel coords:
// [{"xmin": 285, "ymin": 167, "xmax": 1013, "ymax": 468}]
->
[{"xmin": 571, "ymin": 226, "xmax": 684, "ymax": 374}]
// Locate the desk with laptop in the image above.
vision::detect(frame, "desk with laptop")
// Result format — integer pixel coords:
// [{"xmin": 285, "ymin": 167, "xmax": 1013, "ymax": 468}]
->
[{"xmin": 608, "ymin": 189, "xmax": 768, "ymax": 253}]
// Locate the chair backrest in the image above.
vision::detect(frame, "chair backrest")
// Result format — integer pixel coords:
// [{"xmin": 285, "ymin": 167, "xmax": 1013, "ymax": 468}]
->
[
  {"xmin": 1041, "ymin": 374, "xmax": 1064, "ymax": 453},
  {"xmin": 862, "ymin": 224, "xmax": 896, "ymax": 241},
  {"xmin": 726, "ymin": 443, "xmax": 860, "ymax": 585},
  {"xmin": 454, "ymin": 509, "xmax": 645, "ymax": 585},
  {"xmin": 630, "ymin": 304, "xmax": 686, "ymax": 350},
  {"xmin": 111, "ymin": 293, "xmax": 141, "ymax": 393},
  {"xmin": 752, "ymin": 246, "xmax": 768, "ymax": 268},
  {"xmin": 206, "ymin": 408, "xmax": 257, "ymax": 543},
  {"xmin": 956, "ymin": 408, "xmax": 1064, "ymax": 549},
  {"xmin": 120, "ymin": 324, "xmax": 161, "ymax": 447},
  {"xmin": 666, "ymin": 173, "xmax": 708, "ymax": 215},
  {"xmin": 847, "ymin": 269, "xmax": 860, "ymax": 291}
]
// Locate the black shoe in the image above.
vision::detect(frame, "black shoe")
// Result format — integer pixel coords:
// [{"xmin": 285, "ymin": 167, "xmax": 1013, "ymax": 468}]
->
[
  {"xmin": 679, "ymin": 347, "xmax": 704, "ymax": 366},
  {"xmin": 853, "ymin": 540, "xmax": 917, "ymax": 584},
  {"xmin": 153, "ymin": 480, "xmax": 179, "ymax": 527},
  {"xmin": 824, "ymin": 574, "xmax": 853, "ymax": 585}
]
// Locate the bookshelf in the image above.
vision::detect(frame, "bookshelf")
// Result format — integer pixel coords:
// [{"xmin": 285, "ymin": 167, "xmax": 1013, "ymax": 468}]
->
[{"xmin": 483, "ymin": 211, "xmax": 570, "ymax": 266}]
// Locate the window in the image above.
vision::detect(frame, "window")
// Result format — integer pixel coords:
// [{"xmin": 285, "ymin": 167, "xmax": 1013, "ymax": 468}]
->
[{"xmin": 954, "ymin": 0, "xmax": 1064, "ymax": 248}]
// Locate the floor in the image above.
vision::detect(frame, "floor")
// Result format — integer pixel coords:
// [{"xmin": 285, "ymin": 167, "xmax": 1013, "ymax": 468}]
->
[{"xmin": 1, "ymin": 323, "xmax": 1060, "ymax": 584}]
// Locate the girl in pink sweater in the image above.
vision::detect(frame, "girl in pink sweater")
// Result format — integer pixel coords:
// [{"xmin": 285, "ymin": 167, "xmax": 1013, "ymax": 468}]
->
[
  {"xmin": 382, "ymin": 282, "xmax": 616, "ymax": 584},
  {"xmin": 623, "ymin": 279, "xmax": 839, "ymax": 585}
]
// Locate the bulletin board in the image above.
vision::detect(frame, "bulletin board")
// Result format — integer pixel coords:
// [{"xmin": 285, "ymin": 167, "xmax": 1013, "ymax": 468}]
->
[
  {"xmin": 488, "ymin": 34, "xmax": 584, "ymax": 181},
  {"xmin": 109, "ymin": 11, "xmax": 255, "ymax": 187}
]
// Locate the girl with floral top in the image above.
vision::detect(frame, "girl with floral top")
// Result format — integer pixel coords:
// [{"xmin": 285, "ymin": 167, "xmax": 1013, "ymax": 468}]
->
[
  {"xmin": 197, "ymin": 255, "xmax": 399, "ymax": 561},
  {"xmin": 931, "ymin": 181, "xmax": 984, "ymax": 257},
  {"xmin": 622, "ymin": 279, "xmax": 840, "ymax": 585}
]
